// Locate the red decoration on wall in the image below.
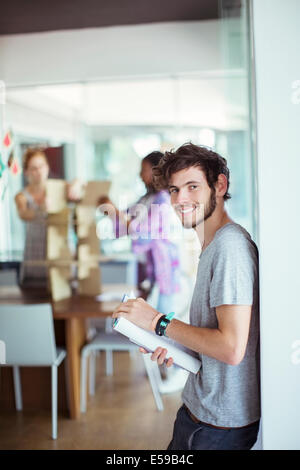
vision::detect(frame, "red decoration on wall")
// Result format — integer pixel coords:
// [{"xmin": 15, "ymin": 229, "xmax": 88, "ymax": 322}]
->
[
  {"xmin": 11, "ymin": 159, "xmax": 20, "ymax": 175},
  {"xmin": 3, "ymin": 131, "xmax": 12, "ymax": 148}
]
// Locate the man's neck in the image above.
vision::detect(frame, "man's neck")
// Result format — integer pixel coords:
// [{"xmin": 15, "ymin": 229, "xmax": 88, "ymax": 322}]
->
[{"xmin": 195, "ymin": 205, "xmax": 233, "ymax": 251}]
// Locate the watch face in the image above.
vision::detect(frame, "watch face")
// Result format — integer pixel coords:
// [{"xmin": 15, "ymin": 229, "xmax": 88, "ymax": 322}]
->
[{"xmin": 156, "ymin": 316, "xmax": 169, "ymax": 336}]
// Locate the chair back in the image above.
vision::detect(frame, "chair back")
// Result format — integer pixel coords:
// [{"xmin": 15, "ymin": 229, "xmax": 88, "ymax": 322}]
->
[{"xmin": 0, "ymin": 304, "xmax": 57, "ymax": 365}]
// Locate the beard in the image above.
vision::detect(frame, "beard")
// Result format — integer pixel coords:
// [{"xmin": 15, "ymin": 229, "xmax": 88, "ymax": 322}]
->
[
  {"xmin": 203, "ymin": 189, "xmax": 217, "ymax": 222},
  {"xmin": 178, "ymin": 190, "xmax": 217, "ymax": 229}
]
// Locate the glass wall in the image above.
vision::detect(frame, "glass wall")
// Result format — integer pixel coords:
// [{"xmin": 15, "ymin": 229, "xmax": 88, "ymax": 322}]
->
[{"xmin": 0, "ymin": 0, "xmax": 255, "ymax": 278}]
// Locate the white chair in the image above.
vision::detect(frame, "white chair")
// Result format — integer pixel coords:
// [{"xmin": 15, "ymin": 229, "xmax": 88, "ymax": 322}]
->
[
  {"xmin": 80, "ymin": 327, "xmax": 164, "ymax": 413},
  {"xmin": 0, "ymin": 304, "xmax": 66, "ymax": 440}
]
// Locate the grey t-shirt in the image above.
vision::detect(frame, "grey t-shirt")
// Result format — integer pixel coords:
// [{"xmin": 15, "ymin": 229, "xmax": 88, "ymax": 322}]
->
[{"xmin": 182, "ymin": 222, "xmax": 260, "ymax": 428}]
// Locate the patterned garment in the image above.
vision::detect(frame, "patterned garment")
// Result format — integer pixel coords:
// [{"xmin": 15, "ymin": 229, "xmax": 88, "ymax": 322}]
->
[
  {"xmin": 19, "ymin": 189, "xmax": 48, "ymax": 286},
  {"xmin": 115, "ymin": 190, "xmax": 180, "ymax": 295}
]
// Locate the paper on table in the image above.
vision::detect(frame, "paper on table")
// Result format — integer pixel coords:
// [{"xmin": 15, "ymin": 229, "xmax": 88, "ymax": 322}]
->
[{"xmin": 113, "ymin": 292, "xmax": 201, "ymax": 374}]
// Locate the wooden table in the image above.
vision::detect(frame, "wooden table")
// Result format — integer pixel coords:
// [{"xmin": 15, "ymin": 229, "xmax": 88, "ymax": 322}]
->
[{"xmin": 0, "ymin": 285, "xmax": 136, "ymax": 419}]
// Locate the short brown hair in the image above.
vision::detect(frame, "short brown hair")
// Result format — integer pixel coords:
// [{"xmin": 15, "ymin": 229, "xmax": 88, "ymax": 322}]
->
[
  {"xmin": 153, "ymin": 142, "xmax": 231, "ymax": 201},
  {"xmin": 23, "ymin": 147, "xmax": 48, "ymax": 170}
]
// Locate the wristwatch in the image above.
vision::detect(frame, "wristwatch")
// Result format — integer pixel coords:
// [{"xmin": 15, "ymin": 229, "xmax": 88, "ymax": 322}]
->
[{"xmin": 154, "ymin": 312, "xmax": 175, "ymax": 337}]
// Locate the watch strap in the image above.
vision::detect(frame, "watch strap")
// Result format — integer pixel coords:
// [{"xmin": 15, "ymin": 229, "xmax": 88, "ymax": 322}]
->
[{"xmin": 155, "ymin": 315, "xmax": 170, "ymax": 337}]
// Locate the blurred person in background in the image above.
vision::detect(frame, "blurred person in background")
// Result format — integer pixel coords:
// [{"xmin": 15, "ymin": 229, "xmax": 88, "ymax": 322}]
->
[{"xmin": 15, "ymin": 147, "xmax": 82, "ymax": 288}]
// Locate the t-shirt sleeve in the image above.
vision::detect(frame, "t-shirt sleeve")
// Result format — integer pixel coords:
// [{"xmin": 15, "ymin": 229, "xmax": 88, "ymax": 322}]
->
[{"xmin": 209, "ymin": 236, "xmax": 257, "ymax": 308}]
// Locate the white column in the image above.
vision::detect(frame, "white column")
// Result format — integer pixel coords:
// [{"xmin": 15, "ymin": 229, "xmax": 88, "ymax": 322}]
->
[{"xmin": 251, "ymin": 0, "xmax": 300, "ymax": 450}]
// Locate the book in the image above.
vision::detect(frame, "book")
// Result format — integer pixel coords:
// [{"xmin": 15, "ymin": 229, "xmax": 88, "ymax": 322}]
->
[{"xmin": 113, "ymin": 293, "xmax": 201, "ymax": 374}]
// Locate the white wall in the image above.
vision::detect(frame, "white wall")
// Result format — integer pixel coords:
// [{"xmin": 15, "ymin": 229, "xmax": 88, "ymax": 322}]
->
[
  {"xmin": 0, "ymin": 21, "xmax": 224, "ymax": 87},
  {"xmin": 252, "ymin": 0, "xmax": 300, "ymax": 450},
  {"xmin": 5, "ymin": 100, "xmax": 79, "ymax": 143}
]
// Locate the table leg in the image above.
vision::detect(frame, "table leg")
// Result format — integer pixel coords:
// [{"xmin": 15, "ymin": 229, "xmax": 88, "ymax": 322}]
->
[{"xmin": 65, "ymin": 317, "xmax": 87, "ymax": 419}]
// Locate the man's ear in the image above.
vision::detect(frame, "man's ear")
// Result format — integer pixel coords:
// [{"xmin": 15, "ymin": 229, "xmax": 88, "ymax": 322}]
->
[{"xmin": 215, "ymin": 174, "xmax": 228, "ymax": 198}]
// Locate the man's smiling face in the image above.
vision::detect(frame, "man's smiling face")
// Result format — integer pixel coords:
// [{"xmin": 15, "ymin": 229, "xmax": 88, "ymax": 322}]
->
[{"xmin": 168, "ymin": 166, "xmax": 217, "ymax": 229}]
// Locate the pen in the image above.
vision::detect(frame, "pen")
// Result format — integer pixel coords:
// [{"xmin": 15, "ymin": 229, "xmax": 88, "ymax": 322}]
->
[{"xmin": 113, "ymin": 293, "xmax": 129, "ymax": 327}]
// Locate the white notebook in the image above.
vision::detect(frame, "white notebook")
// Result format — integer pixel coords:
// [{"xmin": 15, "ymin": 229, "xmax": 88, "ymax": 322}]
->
[{"xmin": 113, "ymin": 293, "xmax": 201, "ymax": 374}]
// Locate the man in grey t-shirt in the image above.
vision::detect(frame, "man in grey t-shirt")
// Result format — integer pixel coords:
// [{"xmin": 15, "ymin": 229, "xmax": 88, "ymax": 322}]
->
[
  {"xmin": 113, "ymin": 143, "xmax": 260, "ymax": 450},
  {"xmin": 182, "ymin": 222, "xmax": 260, "ymax": 429}
]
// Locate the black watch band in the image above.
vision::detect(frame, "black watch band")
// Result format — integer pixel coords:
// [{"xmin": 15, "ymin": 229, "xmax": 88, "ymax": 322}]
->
[{"xmin": 155, "ymin": 315, "xmax": 170, "ymax": 337}]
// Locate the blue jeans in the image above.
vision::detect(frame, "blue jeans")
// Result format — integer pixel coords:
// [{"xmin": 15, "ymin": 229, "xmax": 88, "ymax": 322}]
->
[{"xmin": 167, "ymin": 405, "xmax": 260, "ymax": 450}]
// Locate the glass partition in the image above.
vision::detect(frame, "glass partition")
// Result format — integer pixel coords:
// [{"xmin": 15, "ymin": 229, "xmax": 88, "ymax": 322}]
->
[{"xmin": 0, "ymin": 0, "xmax": 255, "ymax": 278}]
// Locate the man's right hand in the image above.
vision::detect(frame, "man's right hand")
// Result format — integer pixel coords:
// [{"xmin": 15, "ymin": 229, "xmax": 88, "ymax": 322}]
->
[{"xmin": 139, "ymin": 346, "xmax": 174, "ymax": 367}]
